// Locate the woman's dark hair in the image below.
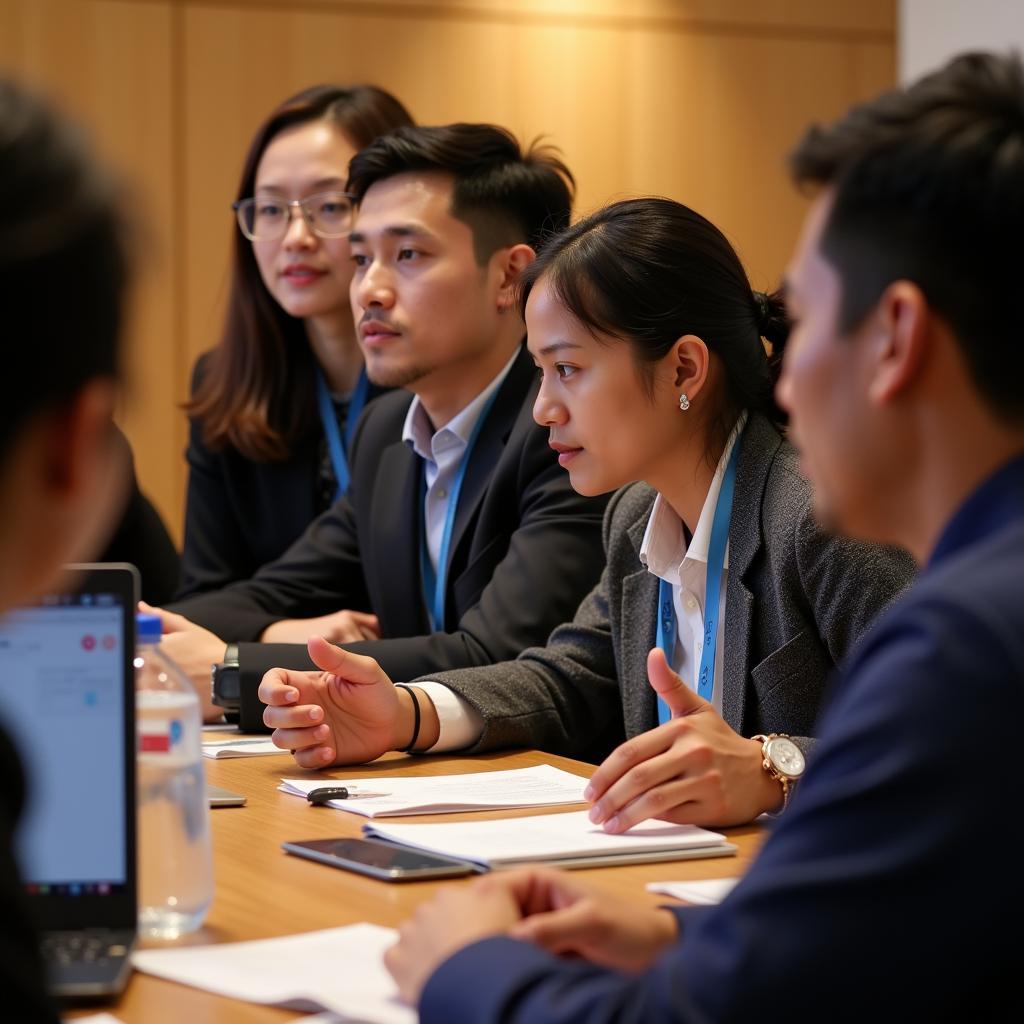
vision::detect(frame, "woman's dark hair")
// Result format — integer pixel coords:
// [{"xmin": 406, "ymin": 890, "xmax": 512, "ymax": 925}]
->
[
  {"xmin": 189, "ymin": 84, "xmax": 414, "ymax": 460},
  {"xmin": 347, "ymin": 123, "xmax": 574, "ymax": 261},
  {"xmin": 518, "ymin": 197, "xmax": 788, "ymax": 455},
  {"xmin": 790, "ymin": 51, "xmax": 1024, "ymax": 424},
  {"xmin": 0, "ymin": 78, "xmax": 127, "ymax": 464}
]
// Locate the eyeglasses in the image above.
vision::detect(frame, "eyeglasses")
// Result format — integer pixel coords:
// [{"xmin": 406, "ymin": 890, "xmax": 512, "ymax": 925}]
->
[{"xmin": 233, "ymin": 190, "xmax": 356, "ymax": 241}]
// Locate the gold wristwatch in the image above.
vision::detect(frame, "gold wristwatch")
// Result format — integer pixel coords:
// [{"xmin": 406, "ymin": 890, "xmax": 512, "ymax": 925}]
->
[{"xmin": 752, "ymin": 733, "xmax": 806, "ymax": 813}]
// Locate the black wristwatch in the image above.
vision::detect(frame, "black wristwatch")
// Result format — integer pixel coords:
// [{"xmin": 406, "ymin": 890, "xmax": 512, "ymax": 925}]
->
[{"xmin": 211, "ymin": 643, "xmax": 240, "ymax": 715}]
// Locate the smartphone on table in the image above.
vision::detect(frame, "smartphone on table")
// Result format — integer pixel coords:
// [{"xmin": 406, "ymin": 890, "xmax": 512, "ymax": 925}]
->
[{"xmin": 282, "ymin": 837, "xmax": 482, "ymax": 882}]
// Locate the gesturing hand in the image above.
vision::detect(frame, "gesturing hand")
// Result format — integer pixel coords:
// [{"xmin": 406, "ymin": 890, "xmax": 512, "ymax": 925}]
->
[
  {"xmin": 584, "ymin": 648, "xmax": 783, "ymax": 831},
  {"xmin": 258, "ymin": 636, "xmax": 403, "ymax": 768}
]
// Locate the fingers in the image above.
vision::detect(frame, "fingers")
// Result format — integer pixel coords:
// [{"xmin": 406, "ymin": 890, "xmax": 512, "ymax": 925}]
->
[
  {"xmin": 258, "ymin": 669, "xmax": 311, "ymax": 707},
  {"xmin": 138, "ymin": 601, "xmax": 193, "ymax": 634},
  {"xmin": 647, "ymin": 647, "xmax": 707, "ymax": 717},
  {"xmin": 586, "ymin": 727, "xmax": 675, "ymax": 805},
  {"xmin": 509, "ymin": 901, "xmax": 599, "ymax": 956}
]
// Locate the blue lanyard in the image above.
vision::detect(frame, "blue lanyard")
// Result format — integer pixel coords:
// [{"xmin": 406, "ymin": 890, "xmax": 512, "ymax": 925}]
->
[
  {"xmin": 655, "ymin": 437, "xmax": 742, "ymax": 724},
  {"xmin": 315, "ymin": 367, "xmax": 370, "ymax": 500},
  {"xmin": 419, "ymin": 387, "xmax": 502, "ymax": 632}
]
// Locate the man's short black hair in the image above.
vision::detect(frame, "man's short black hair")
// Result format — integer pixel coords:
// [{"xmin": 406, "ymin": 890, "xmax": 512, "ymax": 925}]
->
[
  {"xmin": 0, "ymin": 79, "xmax": 127, "ymax": 462},
  {"xmin": 347, "ymin": 123, "xmax": 574, "ymax": 263},
  {"xmin": 790, "ymin": 50, "xmax": 1024, "ymax": 423}
]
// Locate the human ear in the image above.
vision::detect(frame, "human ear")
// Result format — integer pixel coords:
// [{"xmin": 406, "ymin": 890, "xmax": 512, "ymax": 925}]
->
[
  {"xmin": 866, "ymin": 281, "xmax": 929, "ymax": 406},
  {"xmin": 495, "ymin": 244, "xmax": 536, "ymax": 312},
  {"xmin": 669, "ymin": 335, "xmax": 711, "ymax": 402}
]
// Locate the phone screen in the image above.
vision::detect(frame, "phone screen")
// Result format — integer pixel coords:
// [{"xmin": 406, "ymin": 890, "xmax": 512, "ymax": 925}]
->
[{"xmin": 282, "ymin": 837, "xmax": 480, "ymax": 881}]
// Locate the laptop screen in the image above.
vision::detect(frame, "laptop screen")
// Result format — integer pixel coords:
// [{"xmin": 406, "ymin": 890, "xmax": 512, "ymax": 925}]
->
[{"xmin": 0, "ymin": 564, "xmax": 137, "ymax": 930}]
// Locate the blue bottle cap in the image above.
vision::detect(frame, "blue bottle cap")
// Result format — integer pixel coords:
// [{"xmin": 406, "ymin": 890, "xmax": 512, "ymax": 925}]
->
[{"xmin": 136, "ymin": 613, "xmax": 162, "ymax": 645}]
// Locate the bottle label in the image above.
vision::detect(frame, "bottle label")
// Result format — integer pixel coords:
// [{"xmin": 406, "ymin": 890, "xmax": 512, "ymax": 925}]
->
[{"xmin": 138, "ymin": 717, "xmax": 184, "ymax": 754}]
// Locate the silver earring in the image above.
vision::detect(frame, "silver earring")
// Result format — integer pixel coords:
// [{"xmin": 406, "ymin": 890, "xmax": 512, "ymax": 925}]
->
[{"xmin": 678, "ymin": 392, "xmax": 690, "ymax": 411}]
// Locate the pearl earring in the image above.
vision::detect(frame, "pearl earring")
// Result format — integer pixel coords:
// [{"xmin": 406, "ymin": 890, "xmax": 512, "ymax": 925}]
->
[{"xmin": 678, "ymin": 393, "xmax": 690, "ymax": 411}]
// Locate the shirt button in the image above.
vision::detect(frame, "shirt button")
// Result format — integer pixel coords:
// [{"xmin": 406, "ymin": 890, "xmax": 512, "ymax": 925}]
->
[
  {"xmin": 436, "ymin": 488, "xmax": 448, "ymax": 500},
  {"xmin": 684, "ymin": 594, "xmax": 697, "ymax": 611}
]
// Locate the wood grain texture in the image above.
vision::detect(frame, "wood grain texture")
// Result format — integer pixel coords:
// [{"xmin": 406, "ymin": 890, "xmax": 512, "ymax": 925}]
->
[{"xmin": 67, "ymin": 744, "xmax": 763, "ymax": 1021}]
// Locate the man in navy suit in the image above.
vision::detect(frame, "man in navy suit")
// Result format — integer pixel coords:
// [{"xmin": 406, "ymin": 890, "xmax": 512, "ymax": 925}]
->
[{"xmin": 383, "ymin": 51, "xmax": 1024, "ymax": 1021}]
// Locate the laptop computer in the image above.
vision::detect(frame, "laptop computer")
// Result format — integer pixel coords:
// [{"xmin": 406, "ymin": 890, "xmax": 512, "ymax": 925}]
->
[{"xmin": 0, "ymin": 563, "xmax": 138, "ymax": 1001}]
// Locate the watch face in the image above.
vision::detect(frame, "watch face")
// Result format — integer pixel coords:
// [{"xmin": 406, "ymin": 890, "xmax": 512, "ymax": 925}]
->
[{"xmin": 766, "ymin": 737, "xmax": 805, "ymax": 779}]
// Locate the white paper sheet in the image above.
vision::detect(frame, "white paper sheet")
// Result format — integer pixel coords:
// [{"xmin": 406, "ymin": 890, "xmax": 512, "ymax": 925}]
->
[
  {"xmin": 202, "ymin": 737, "xmax": 284, "ymax": 758},
  {"xmin": 364, "ymin": 809, "xmax": 732, "ymax": 868},
  {"xmin": 279, "ymin": 764, "xmax": 589, "ymax": 817},
  {"xmin": 132, "ymin": 923, "xmax": 414, "ymax": 1024},
  {"xmin": 65, "ymin": 1015, "xmax": 124, "ymax": 1024},
  {"xmin": 646, "ymin": 877, "xmax": 739, "ymax": 904}
]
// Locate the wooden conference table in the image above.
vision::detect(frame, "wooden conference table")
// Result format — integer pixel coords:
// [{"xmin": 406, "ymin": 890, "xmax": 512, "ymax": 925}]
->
[{"xmin": 72, "ymin": 742, "xmax": 766, "ymax": 1022}]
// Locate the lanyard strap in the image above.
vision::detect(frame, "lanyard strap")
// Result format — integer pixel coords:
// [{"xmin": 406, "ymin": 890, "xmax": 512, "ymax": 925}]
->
[
  {"xmin": 315, "ymin": 367, "xmax": 370, "ymax": 501},
  {"xmin": 656, "ymin": 437, "xmax": 742, "ymax": 724},
  {"xmin": 420, "ymin": 387, "xmax": 502, "ymax": 632}
]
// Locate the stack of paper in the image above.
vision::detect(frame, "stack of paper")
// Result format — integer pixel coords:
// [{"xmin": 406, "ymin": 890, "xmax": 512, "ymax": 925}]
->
[
  {"xmin": 202, "ymin": 737, "xmax": 283, "ymax": 758},
  {"xmin": 132, "ymin": 923, "xmax": 413, "ymax": 1024},
  {"xmin": 364, "ymin": 809, "xmax": 736, "ymax": 869},
  {"xmin": 279, "ymin": 764, "xmax": 589, "ymax": 818}
]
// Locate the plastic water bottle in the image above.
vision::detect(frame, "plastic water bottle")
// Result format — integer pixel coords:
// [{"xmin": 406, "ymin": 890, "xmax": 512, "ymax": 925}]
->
[{"xmin": 135, "ymin": 613, "xmax": 213, "ymax": 938}]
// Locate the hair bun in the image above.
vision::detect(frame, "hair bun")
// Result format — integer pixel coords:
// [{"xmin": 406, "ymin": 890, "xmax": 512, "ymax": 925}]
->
[{"xmin": 752, "ymin": 288, "xmax": 790, "ymax": 351}]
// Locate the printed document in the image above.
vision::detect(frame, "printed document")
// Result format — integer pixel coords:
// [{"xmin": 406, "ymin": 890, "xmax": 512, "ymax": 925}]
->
[{"xmin": 278, "ymin": 764, "xmax": 589, "ymax": 817}]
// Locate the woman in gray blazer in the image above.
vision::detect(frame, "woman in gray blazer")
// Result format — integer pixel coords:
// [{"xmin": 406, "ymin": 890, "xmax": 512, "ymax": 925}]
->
[{"xmin": 260, "ymin": 197, "xmax": 915, "ymax": 831}]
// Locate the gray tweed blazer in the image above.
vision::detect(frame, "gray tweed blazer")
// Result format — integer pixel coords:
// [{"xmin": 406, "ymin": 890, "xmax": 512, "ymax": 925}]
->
[{"xmin": 426, "ymin": 413, "xmax": 916, "ymax": 764}]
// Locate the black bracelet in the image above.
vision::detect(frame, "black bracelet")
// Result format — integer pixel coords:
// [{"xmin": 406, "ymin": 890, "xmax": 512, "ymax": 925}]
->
[{"xmin": 395, "ymin": 684, "xmax": 421, "ymax": 753}]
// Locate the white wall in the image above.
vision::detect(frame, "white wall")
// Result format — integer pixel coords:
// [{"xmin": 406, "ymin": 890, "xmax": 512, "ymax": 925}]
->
[{"xmin": 900, "ymin": 0, "xmax": 1024, "ymax": 83}]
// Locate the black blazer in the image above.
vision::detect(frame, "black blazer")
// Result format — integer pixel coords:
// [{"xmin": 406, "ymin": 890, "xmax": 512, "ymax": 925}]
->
[
  {"xmin": 170, "ymin": 345, "xmax": 610, "ymax": 689},
  {"xmin": 177, "ymin": 354, "xmax": 387, "ymax": 599}
]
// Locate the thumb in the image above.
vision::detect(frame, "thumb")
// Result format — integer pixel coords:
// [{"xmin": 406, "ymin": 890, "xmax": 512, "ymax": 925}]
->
[
  {"xmin": 307, "ymin": 635, "xmax": 390, "ymax": 687},
  {"xmin": 647, "ymin": 647, "xmax": 709, "ymax": 717}
]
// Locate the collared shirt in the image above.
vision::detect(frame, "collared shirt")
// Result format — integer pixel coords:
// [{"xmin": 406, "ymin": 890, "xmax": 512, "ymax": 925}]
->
[
  {"xmin": 402, "ymin": 349, "xmax": 519, "ymax": 575},
  {"xmin": 638, "ymin": 412, "xmax": 748, "ymax": 714},
  {"xmin": 402, "ymin": 350, "xmax": 520, "ymax": 753}
]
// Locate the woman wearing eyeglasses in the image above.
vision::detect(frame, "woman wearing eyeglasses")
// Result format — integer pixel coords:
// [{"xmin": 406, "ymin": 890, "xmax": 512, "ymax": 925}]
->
[{"xmin": 178, "ymin": 85, "xmax": 414, "ymax": 636}]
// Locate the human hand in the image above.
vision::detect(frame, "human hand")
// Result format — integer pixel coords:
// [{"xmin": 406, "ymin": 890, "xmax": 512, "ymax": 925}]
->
[
  {"xmin": 138, "ymin": 602, "xmax": 225, "ymax": 723},
  {"xmin": 258, "ymin": 636, "xmax": 411, "ymax": 767},
  {"xmin": 384, "ymin": 880, "xmax": 523, "ymax": 1005},
  {"xmin": 260, "ymin": 609, "xmax": 381, "ymax": 644},
  {"xmin": 501, "ymin": 867, "xmax": 679, "ymax": 972},
  {"xmin": 585, "ymin": 648, "xmax": 782, "ymax": 831}
]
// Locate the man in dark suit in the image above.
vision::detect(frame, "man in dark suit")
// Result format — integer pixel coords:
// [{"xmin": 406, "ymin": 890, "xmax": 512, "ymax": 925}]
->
[
  {"xmin": 0, "ymin": 79, "xmax": 130, "ymax": 1021},
  {"xmin": 154, "ymin": 124, "xmax": 608, "ymax": 726},
  {"xmin": 381, "ymin": 52, "xmax": 1024, "ymax": 1020}
]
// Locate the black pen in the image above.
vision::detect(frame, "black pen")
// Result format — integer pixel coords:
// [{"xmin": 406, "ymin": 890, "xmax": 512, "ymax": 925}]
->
[{"xmin": 306, "ymin": 786, "xmax": 390, "ymax": 805}]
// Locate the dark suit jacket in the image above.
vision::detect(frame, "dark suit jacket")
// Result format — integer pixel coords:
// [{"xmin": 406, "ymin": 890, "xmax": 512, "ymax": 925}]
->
[
  {"xmin": 0, "ymin": 726, "xmax": 61, "ymax": 1022},
  {"xmin": 100, "ymin": 428, "xmax": 180, "ymax": 605},
  {"xmin": 420, "ymin": 455, "xmax": 1024, "ymax": 1024},
  {"xmin": 429, "ymin": 413, "xmax": 915, "ymax": 763},
  {"xmin": 176, "ymin": 353, "xmax": 387, "ymax": 599},
  {"xmin": 170, "ymin": 345, "xmax": 609, "ymax": 688}
]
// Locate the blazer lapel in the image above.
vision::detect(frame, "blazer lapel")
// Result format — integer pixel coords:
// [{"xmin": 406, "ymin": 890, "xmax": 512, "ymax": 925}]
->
[
  {"xmin": 372, "ymin": 437, "xmax": 430, "ymax": 635},
  {"xmin": 448, "ymin": 344, "xmax": 534, "ymax": 566},
  {"xmin": 621, "ymin": 512, "xmax": 659, "ymax": 736},
  {"xmin": 722, "ymin": 413, "xmax": 782, "ymax": 732}
]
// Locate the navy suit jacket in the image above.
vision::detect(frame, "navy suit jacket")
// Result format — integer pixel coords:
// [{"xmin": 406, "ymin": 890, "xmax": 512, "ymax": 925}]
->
[
  {"xmin": 170, "ymin": 344, "xmax": 609, "ymax": 688},
  {"xmin": 422, "ymin": 454, "xmax": 1024, "ymax": 1023}
]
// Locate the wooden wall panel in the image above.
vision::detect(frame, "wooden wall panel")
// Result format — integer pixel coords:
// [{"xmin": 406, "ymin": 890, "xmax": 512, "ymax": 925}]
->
[
  {"xmin": 0, "ymin": 0, "xmax": 180, "ymax": 539},
  {"xmin": 3, "ymin": 0, "xmax": 895, "ymax": 544}
]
